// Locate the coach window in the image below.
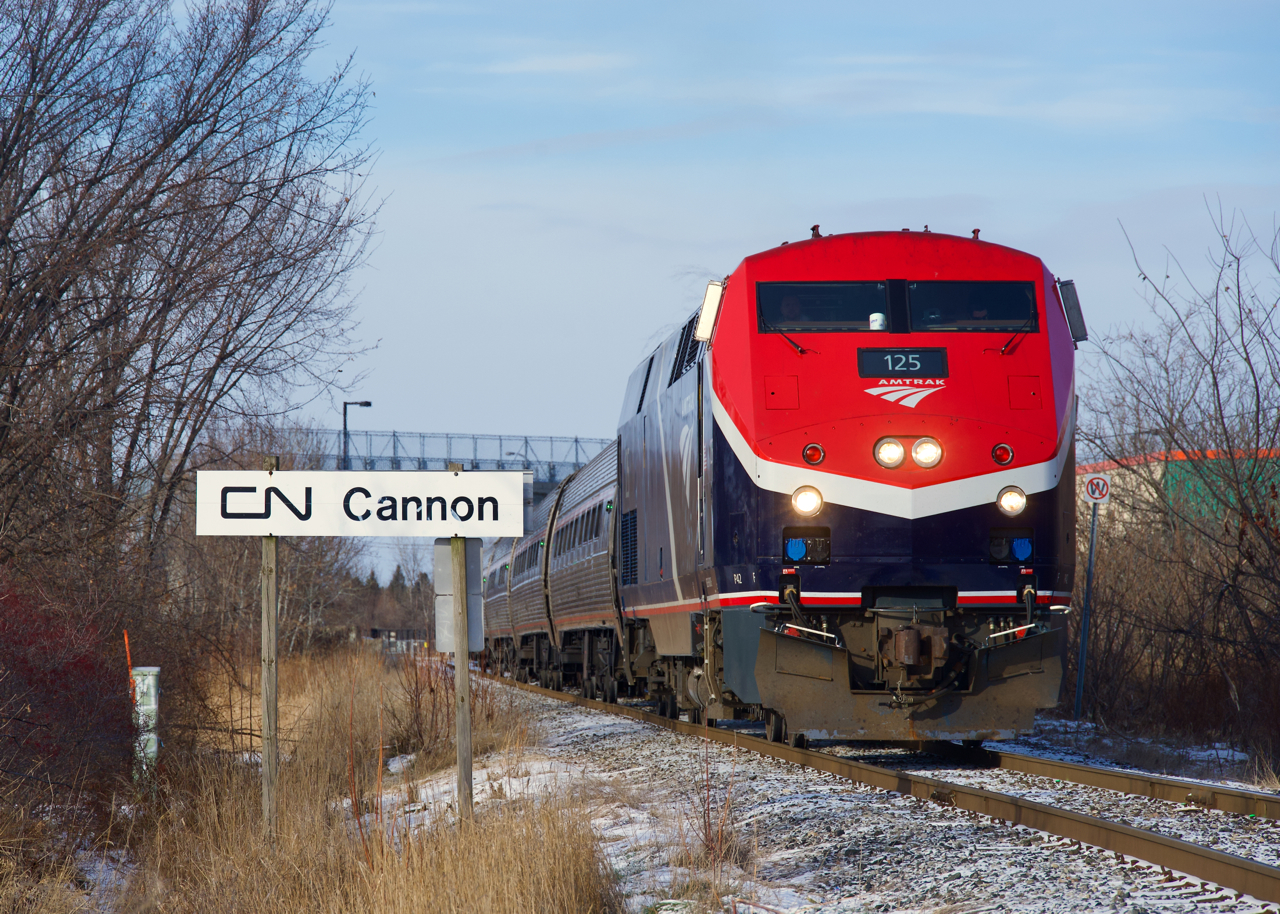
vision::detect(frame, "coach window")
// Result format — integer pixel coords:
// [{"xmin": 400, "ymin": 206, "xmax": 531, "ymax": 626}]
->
[
  {"xmin": 757, "ymin": 282, "xmax": 889, "ymax": 333},
  {"xmin": 908, "ymin": 281, "xmax": 1037, "ymax": 332}
]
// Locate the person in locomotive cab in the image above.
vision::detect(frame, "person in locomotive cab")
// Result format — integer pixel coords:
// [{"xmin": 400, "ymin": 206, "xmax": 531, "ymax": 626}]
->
[{"xmin": 779, "ymin": 294, "xmax": 803, "ymax": 324}]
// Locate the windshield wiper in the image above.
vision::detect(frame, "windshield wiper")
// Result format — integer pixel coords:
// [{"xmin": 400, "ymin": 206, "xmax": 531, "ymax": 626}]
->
[
  {"xmin": 761, "ymin": 319, "xmax": 813, "ymax": 355},
  {"xmin": 1000, "ymin": 315, "xmax": 1035, "ymax": 355}
]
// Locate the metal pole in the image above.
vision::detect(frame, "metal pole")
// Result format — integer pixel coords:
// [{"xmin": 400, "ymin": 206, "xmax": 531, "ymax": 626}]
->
[
  {"xmin": 1074, "ymin": 501, "xmax": 1100, "ymax": 720},
  {"xmin": 342, "ymin": 401, "xmax": 370, "ymax": 469},
  {"xmin": 451, "ymin": 535, "xmax": 473, "ymax": 818},
  {"xmin": 261, "ymin": 455, "xmax": 280, "ymax": 837}
]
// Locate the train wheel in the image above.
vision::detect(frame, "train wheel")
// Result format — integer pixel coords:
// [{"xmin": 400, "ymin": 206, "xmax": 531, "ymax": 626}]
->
[
  {"xmin": 606, "ymin": 679, "xmax": 618, "ymax": 704},
  {"xmin": 766, "ymin": 710, "xmax": 785, "ymax": 743},
  {"xmin": 587, "ymin": 679, "xmax": 597, "ymax": 701},
  {"xmin": 789, "ymin": 731, "xmax": 808, "ymax": 750}
]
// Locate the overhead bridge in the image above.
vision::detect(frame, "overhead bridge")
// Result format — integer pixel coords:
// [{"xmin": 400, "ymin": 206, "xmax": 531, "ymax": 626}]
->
[{"xmin": 295, "ymin": 430, "xmax": 611, "ymax": 498}]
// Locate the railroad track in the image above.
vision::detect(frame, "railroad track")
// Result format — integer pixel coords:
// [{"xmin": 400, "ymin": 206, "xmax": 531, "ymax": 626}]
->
[
  {"xmin": 488, "ymin": 673, "xmax": 1280, "ymax": 905},
  {"xmin": 939, "ymin": 743, "xmax": 1280, "ymax": 822}
]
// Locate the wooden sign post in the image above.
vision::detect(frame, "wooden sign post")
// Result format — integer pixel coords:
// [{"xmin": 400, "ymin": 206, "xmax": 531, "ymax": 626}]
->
[
  {"xmin": 261, "ymin": 456, "xmax": 280, "ymax": 837},
  {"xmin": 451, "ymin": 534, "xmax": 473, "ymax": 817}
]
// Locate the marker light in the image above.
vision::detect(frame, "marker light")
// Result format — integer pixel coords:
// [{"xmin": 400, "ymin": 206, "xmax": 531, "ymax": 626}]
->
[
  {"xmin": 792, "ymin": 486, "xmax": 823, "ymax": 517},
  {"xmin": 997, "ymin": 486, "xmax": 1028, "ymax": 516},
  {"xmin": 911, "ymin": 437, "xmax": 943, "ymax": 468},
  {"xmin": 802, "ymin": 443, "xmax": 825, "ymax": 465},
  {"xmin": 992, "ymin": 443, "xmax": 1014, "ymax": 465},
  {"xmin": 874, "ymin": 437, "xmax": 905, "ymax": 468}
]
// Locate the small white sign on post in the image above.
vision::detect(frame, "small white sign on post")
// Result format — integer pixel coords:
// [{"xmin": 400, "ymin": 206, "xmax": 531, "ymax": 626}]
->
[
  {"xmin": 1083, "ymin": 473, "xmax": 1112, "ymax": 505},
  {"xmin": 196, "ymin": 470, "xmax": 525, "ymax": 538},
  {"xmin": 131, "ymin": 666, "xmax": 160, "ymax": 776}
]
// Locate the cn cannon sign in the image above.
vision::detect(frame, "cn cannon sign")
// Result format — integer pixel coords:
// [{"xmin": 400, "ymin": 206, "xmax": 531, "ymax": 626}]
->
[{"xmin": 196, "ymin": 469, "xmax": 525, "ymax": 538}]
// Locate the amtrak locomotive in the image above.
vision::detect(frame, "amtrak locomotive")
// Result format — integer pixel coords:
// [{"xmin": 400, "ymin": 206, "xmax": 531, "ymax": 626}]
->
[{"xmin": 481, "ymin": 229, "xmax": 1087, "ymax": 744}]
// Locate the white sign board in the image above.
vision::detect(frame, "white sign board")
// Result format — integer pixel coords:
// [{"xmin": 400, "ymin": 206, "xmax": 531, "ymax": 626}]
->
[
  {"xmin": 1082, "ymin": 473, "xmax": 1112, "ymax": 505},
  {"xmin": 434, "ymin": 538, "xmax": 483, "ymax": 653},
  {"xmin": 196, "ymin": 470, "xmax": 525, "ymax": 537}
]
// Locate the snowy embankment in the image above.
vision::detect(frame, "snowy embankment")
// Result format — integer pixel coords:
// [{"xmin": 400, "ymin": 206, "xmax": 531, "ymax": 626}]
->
[{"xmin": 378, "ymin": 688, "xmax": 1277, "ymax": 913}]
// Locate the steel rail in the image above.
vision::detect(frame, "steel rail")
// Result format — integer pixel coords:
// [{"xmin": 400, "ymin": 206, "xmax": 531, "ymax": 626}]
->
[
  {"xmin": 946, "ymin": 745, "xmax": 1280, "ymax": 822},
  {"xmin": 490, "ymin": 674, "xmax": 1280, "ymax": 904}
]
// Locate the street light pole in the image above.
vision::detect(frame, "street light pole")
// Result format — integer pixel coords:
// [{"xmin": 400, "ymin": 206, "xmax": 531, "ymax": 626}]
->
[{"xmin": 342, "ymin": 400, "xmax": 372, "ymax": 470}]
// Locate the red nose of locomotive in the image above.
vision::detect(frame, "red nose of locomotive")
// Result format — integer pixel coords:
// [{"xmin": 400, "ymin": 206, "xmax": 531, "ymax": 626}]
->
[
  {"xmin": 705, "ymin": 230, "xmax": 1077, "ymax": 619},
  {"xmin": 712, "ymin": 231, "xmax": 1074, "ymax": 529}
]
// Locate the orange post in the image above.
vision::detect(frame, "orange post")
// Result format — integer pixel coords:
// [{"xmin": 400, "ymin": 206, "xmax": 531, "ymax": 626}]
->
[{"xmin": 124, "ymin": 629, "xmax": 136, "ymax": 704}]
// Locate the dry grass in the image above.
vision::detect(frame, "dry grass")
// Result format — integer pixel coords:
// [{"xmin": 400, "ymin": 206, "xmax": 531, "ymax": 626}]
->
[
  {"xmin": 122, "ymin": 758, "xmax": 618, "ymax": 914},
  {"xmin": 658, "ymin": 739, "xmax": 754, "ymax": 911},
  {"xmin": 1251, "ymin": 754, "xmax": 1280, "ymax": 793},
  {"xmin": 0, "ymin": 775, "xmax": 96, "ymax": 914},
  {"xmin": 3, "ymin": 648, "xmax": 618, "ymax": 914}
]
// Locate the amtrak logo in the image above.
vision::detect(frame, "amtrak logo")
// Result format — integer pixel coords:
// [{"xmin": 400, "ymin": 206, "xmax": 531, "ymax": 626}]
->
[{"xmin": 864, "ymin": 381, "xmax": 944, "ymax": 408}]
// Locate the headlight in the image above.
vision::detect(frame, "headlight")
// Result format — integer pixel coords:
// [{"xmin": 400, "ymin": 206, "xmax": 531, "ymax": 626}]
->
[
  {"xmin": 874, "ymin": 437, "xmax": 905, "ymax": 468},
  {"xmin": 911, "ymin": 437, "xmax": 942, "ymax": 468},
  {"xmin": 792, "ymin": 486, "xmax": 823, "ymax": 516},
  {"xmin": 997, "ymin": 486, "xmax": 1027, "ymax": 516}
]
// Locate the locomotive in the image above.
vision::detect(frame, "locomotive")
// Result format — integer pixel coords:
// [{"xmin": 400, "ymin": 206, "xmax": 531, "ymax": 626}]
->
[{"xmin": 481, "ymin": 229, "xmax": 1087, "ymax": 745}]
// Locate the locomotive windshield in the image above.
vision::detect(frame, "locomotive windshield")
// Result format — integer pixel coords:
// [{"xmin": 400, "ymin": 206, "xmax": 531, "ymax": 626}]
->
[
  {"xmin": 908, "ymin": 281, "xmax": 1037, "ymax": 332},
  {"xmin": 757, "ymin": 282, "xmax": 888, "ymax": 332},
  {"xmin": 757, "ymin": 280, "xmax": 1038, "ymax": 334}
]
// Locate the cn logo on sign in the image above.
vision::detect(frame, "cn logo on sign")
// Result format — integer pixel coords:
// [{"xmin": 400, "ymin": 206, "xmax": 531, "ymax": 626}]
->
[{"xmin": 1083, "ymin": 473, "xmax": 1111, "ymax": 505}]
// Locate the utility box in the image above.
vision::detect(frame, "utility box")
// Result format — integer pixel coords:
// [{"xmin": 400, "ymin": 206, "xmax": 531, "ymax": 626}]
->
[
  {"xmin": 434, "ymin": 538, "xmax": 483, "ymax": 653},
  {"xmin": 131, "ymin": 666, "xmax": 160, "ymax": 773}
]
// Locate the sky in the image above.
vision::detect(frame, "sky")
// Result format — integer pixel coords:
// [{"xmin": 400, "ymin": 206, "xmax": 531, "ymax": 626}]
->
[
  {"xmin": 312, "ymin": 0, "xmax": 1279, "ymax": 445},
  {"xmin": 307, "ymin": 1, "xmax": 1277, "ymax": 581}
]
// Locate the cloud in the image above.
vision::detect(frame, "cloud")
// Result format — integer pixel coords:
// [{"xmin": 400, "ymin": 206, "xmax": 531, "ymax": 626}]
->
[
  {"xmin": 427, "ymin": 116, "xmax": 743, "ymax": 164},
  {"xmin": 481, "ymin": 53, "xmax": 631, "ymax": 75}
]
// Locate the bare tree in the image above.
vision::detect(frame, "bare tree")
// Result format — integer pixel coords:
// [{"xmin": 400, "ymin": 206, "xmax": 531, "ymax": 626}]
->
[
  {"xmin": 393, "ymin": 536, "xmax": 435, "ymax": 635},
  {"xmin": 1078, "ymin": 208, "xmax": 1280, "ymax": 757},
  {"xmin": 0, "ymin": 0, "xmax": 375, "ymax": 782},
  {"xmin": 0, "ymin": 0, "xmax": 375, "ymax": 586}
]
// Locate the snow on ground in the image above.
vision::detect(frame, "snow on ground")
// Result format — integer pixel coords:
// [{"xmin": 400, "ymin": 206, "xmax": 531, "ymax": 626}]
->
[
  {"xmin": 385, "ymin": 689, "xmax": 1278, "ymax": 914},
  {"xmin": 996, "ymin": 719, "xmax": 1262, "ymax": 791}
]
